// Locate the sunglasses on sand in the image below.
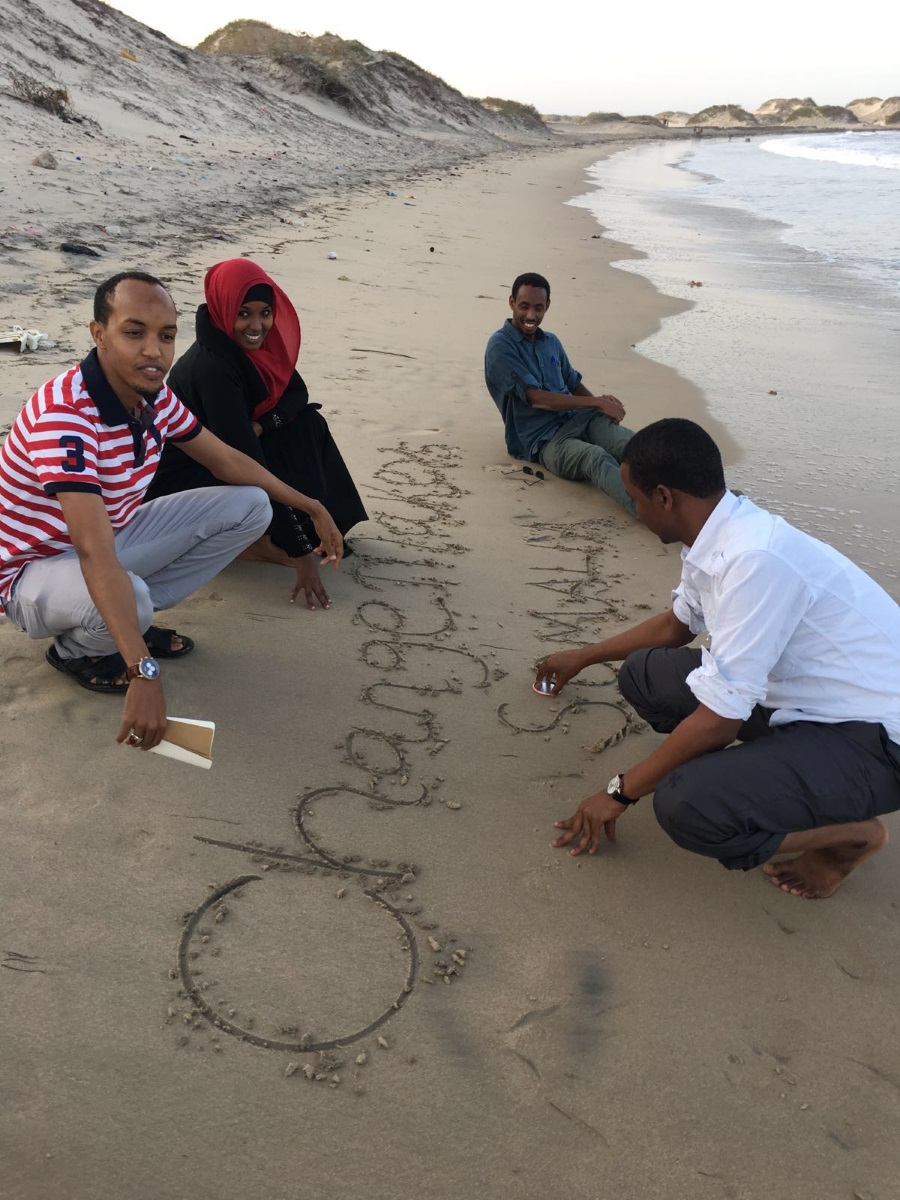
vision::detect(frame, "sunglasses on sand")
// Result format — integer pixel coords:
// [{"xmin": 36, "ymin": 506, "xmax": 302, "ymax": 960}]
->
[{"xmin": 502, "ymin": 466, "xmax": 545, "ymax": 484}]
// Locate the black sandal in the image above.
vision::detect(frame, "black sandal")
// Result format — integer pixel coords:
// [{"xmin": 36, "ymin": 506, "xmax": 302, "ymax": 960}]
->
[
  {"xmin": 45, "ymin": 645, "xmax": 128, "ymax": 694},
  {"xmin": 144, "ymin": 625, "xmax": 194, "ymax": 658}
]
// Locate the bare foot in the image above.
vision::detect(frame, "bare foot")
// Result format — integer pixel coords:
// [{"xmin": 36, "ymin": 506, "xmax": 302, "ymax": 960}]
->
[
  {"xmin": 238, "ymin": 534, "xmax": 288, "ymax": 565},
  {"xmin": 762, "ymin": 820, "xmax": 889, "ymax": 898}
]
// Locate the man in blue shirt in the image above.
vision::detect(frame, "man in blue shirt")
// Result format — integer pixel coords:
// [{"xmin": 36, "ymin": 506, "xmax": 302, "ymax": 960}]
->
[{"xmin": 484, "ymin": 272, "xmax": 636, "ymax": 515}]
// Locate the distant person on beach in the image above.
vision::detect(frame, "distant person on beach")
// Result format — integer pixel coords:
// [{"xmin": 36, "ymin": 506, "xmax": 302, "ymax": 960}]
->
[
  {"xmin": 484, "ymin": 272, "xmax": 637, "ymax": 516},
  {"xmin": 537, "ymin": 419, "xmax": 900, "ymax": 899},
  {"xmin": 147, "ymin": 259, "xmax": 367, "ymax": 611},
  {"xmin": 0, "ymin": 272, "xmax": 342, "ymax": 750}
]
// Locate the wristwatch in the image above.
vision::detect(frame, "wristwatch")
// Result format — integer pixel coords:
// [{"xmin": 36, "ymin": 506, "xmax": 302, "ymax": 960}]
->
[
  {"xmin": 125, "ymin": 656, "xmax": 161, "ymax": 682},
  {"xmin": 607, "ymin": 773, "xmax": 639, "ymax": 806}
]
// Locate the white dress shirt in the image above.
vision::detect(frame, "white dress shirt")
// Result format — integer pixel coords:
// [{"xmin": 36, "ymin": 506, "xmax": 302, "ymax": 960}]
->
[{"xmin": 672, "ymin": 492, "xmax": 900, "ymax": 745}]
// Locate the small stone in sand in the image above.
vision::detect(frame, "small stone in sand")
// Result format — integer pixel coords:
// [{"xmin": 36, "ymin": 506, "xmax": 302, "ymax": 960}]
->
[
  {"xmin": 32, "ymin": 151, "xmax": 57, "ymax": 170},
  {"xmin": 355, "ymin": 1052, "xmax": 367, "ymax": 1066},
  {"xmin": 427, "ymin": 936, "xmax": 442, "ymax": 952},
  {"xmin": 285, "ymin": 1062, "xmax": 300, "ymax": 1077},
  {"xmin": 377, "ymin": 1036, "xmax": 390, "ymax": 1049},
  {"xmin": 327, "ymin": 251, "xmax": 338, "ymax": 260}
]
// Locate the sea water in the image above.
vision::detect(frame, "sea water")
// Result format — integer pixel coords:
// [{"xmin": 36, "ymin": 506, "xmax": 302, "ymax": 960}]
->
[{"xmin": 570, "ymin": 133, "xmax": 900, "ymax": 596}]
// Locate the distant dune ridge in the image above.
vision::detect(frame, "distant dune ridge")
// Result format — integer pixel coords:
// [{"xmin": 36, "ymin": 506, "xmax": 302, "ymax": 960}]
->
[
  {"xmin": 195, "ymin": 19, "xmax": 549, "ymax": 134},
  {"xmin": 684, "ymin": 96, "xmax": 899, "ymax": 129}
]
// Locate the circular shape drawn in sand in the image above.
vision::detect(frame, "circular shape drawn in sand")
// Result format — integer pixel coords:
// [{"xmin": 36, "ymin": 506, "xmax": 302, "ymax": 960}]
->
[
  {"xmin": 179, "ymin": 876, "xmax": 417, "ymax": 1053},
  {"xmin": 358, "ymin": 600, "xmax": 405, "ymax": 633}
]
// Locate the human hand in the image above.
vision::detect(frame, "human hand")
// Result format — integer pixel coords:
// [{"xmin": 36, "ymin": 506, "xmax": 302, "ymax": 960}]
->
[
  {"xmin": 291, "ymin": 554, "xmax": 332, "ymax": 610},
  {"xmin": 116, "ymin": 679, "xmax": 168, "ymax": 751},
  {"xmin": 310, "ymin": 505, "xmax": 343, "ymax": 567},
  {"xmin": 551, "ymin": 792, "xmax": 626, "ymax": 856},
  {"xmin": 596, "ymin": 394, "xmax": 626, "ymax": 423},
  {"xmin": 534, "ymin": 648, "xmax": 588, "ymax": 695}
]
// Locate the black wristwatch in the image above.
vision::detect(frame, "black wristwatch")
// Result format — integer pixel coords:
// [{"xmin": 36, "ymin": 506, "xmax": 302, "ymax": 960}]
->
[{"xmin": 607, "ymin": 773, "xmax": 639, "ymax": 805}]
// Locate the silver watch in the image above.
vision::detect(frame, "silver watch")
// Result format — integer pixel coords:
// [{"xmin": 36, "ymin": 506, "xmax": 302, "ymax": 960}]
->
[{"xmin": 607, "ymin": 773, "xmax": 638, "ymax": 805}]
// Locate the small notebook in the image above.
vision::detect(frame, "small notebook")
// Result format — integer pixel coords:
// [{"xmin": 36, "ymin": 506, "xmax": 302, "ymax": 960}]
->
[{"xmin": 149, "ymin": 717, "xmax": 215, "ymax": 769}]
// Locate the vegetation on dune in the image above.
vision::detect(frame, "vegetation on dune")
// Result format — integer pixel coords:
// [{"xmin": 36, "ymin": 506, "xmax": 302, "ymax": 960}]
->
[
  {"xmin": 687, "ymin": 103, "xmax": 756, "ymax": 124},
  {"xmin": 197, "ymin": 20, "xmax": 375, "ymax": 65},
  {"xmin": 579, "ymin": 111, "xmax": 625, "ymax": 123},
  {"xmin": 886, "ymin": 110, "xmax": 900, "ymax": 125},
  {"xmin": 9, "ymin": 68, "xmax": 71, "ymax": 116},
  {"xmin": 783, "ymin": 104, "xmax": 856, "ymax": 122},
  {"xmin": 817, "ymin": 105, "xmax": 858, "ymax": 121},
  {"xmin": 479, "ymin": 96, "xmax": 542, "ymax": 124}
]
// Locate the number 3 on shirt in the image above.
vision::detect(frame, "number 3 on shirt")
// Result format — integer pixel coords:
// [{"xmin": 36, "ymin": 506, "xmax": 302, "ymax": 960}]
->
[{"xmin": 59, "ymin": 435, "xmax": 86, "ymax": 473}]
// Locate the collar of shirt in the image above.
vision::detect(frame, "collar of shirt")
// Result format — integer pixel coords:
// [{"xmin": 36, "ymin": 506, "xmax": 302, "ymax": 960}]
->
[
  {"xmin": 79, "ymin": 347, "xmax": 162, "ymax": 465},
  {"xmin": 680, "ymin": 490, "xmax": 743, "ymax": 574},
  {"xmin": 501, "ymin": 318, "xmax": 546, "ymax": 345}
]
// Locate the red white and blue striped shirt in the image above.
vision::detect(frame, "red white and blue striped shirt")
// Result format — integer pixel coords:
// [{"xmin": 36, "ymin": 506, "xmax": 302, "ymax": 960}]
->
[{"xmin": 0, "ymin": 349, "xmax": 200, "ymax": 607}]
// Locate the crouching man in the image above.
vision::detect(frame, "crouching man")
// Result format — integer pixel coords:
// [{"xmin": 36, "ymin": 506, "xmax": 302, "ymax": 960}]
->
[
  {"xmin": 0, "ymin": 272, "xmax": 342, "ymax": 750},
  {"xmin": 538, "ymin": 419, "xmax": 900, "ymax": 898}
]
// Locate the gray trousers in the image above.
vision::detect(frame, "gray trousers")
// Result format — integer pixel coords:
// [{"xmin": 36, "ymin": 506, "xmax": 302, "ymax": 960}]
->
[
  {"xmin": 4, "ymin": 486, "xmax": 271, "ymax": 660},
  {"xmin": 539, "ymin": 411, "xmax": 637, "ymax": 516},
  {"xmin": 618, "ymin": 647, "xmax": 900, "ymax": 870}
]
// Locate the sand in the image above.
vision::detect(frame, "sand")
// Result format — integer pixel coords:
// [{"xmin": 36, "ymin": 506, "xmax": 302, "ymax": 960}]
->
[{"xmin": 2, "ymin": 139, "xmax": 899, "ymax": 1200}]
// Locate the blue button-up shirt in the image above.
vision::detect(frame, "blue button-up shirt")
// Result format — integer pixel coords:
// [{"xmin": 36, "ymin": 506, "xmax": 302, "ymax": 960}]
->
[{"xmin": 484, "ymin": 320, "xmax": 582, "ymax": 461}]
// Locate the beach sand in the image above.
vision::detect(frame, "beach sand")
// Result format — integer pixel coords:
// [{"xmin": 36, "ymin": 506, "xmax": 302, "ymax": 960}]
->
[{"xmin": 2, "ymin": 143, "xmax": 899, "ymax": 1200}]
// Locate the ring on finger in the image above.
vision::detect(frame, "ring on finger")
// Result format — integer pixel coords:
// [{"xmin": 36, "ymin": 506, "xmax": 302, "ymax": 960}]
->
[{"xmin": 128, "ymin": 731, "xmax": 143, "ymax": 746}]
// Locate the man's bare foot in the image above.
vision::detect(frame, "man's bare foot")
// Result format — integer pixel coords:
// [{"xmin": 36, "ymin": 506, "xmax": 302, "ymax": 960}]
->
[{"xmin": 762, "ymin": 820, "xmax": 889, "ymax": 898}]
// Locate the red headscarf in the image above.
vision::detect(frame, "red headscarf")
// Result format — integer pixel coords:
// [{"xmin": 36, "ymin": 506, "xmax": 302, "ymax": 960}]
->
[{"xmin": 204, "ymin": 259, "xmax": 301, "ymax": 419}]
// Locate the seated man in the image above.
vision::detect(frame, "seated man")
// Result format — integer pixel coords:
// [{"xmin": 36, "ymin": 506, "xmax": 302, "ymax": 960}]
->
[
  {"xmin": 0, "ymin": 271, "xmax": 343, "ymax": 752},
  {"xmin": 484, "ymin": 272, "xmax": 636, "ymax": 515},
  {"xmin": 538, "ymin": 418, "xmax": 900, "ymax": 898}
]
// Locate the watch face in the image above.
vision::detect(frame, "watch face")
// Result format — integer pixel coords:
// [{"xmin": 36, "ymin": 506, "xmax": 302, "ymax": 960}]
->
[
  {"xmin": 607, "ymin": 775, "xmax": 622, "ymax": 795},
  {"xmin": 141, "ymin": 657, "xmax": 161, "ymax": 681}
]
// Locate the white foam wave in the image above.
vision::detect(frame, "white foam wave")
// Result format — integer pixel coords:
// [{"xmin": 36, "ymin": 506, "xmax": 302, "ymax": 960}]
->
[{"xmin": 760, "ymin": 138, "xmax": 900, "ymax": 172}]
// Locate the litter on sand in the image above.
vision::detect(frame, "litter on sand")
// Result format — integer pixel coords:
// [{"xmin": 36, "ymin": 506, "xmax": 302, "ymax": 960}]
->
[{"xmin": 0, "ymin": 326, "xmax": 55, "ymax": 353}]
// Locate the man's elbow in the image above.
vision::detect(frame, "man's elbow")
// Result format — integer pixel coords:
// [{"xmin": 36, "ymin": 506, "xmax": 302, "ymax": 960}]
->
[
  {"xmin": 664, "ymin": 611, "xmax": 695, "ymax": 646},
  {"xmin": 696, "ymin": 707, "xmax": 743, "ymax": 746}
]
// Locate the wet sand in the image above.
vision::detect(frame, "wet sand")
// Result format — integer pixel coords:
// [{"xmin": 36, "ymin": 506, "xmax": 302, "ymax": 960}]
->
[{"xmin": 2, "ymin": 144, "xmax": 899, "ymax": 1200}]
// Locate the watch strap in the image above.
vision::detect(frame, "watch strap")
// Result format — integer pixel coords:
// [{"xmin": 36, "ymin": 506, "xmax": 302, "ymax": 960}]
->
[{"xmin": 611, "ymin": 773, "xmax": 639, "ymax": 805}]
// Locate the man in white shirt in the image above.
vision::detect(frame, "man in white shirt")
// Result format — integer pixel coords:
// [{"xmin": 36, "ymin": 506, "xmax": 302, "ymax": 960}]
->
[{"xmin": 537, "ymin": 418, "xmax": 900, "ymax": 899}]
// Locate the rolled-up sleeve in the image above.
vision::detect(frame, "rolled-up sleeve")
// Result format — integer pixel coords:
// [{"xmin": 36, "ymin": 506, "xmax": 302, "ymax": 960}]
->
[
  {"xmin": 672, "ymin": 580, "xmax": 706, "ymax": 637},
  {"xmin": 686, "ymin": 552, "xmax": 810, "ymax": 720},
  {"xmin": 485, "ymin": 338, "xmax": 540, "ymax": 409}
]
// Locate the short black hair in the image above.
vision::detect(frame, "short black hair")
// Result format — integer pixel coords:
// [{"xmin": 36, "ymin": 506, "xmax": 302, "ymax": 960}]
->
[
  {"xmin": 93, "ymin": 271, "xmax": 171, "ymax": 324},
  {"xmin": 511, "ymin": 272, "xmax": 550, "ymax": 301},
  {"xmin": 621, "ymin": 418, "xmax": 726, "ymax": 498}
]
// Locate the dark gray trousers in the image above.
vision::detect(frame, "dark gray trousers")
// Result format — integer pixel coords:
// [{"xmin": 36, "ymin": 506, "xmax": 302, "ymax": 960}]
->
[{"xmin": 618, "ymin": 648, "xmax": 900, "ymax": 870}]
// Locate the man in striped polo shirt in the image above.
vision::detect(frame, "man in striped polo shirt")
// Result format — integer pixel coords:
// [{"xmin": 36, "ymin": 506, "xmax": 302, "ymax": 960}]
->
[{"xmin": 0, "ymin": 272, "xmax": 343, "ymax": 751}]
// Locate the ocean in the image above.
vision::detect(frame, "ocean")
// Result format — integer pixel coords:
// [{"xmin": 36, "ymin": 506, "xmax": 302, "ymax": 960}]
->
[{"xmin": 570, "ymin": 132, "xmax": 900, "ymax": 596}]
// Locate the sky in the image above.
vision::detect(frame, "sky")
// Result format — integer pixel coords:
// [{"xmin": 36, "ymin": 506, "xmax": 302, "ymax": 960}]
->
[{"xmin": 113, "ymin": 0, "xmax": 899, "ymax": 116}]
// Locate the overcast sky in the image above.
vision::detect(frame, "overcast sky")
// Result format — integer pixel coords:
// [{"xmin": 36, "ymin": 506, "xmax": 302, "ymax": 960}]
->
[{"xmin": 114, "ymin": 0, "xmax": 898, "ymax": 115}]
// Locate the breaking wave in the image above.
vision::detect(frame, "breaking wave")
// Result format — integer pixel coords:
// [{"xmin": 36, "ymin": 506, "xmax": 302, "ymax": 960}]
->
[{"xmin": 760, "ymin": 134, "xmax": 900, "ymax": 172}]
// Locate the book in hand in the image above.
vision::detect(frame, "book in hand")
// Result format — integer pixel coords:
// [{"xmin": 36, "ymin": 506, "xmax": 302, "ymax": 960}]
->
[{"xmin": 149, "ymin": 717, "xmax": 215, "ymax": 769}]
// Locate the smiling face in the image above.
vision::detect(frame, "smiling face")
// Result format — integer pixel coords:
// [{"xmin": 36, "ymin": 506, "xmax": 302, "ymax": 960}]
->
[
  {"xmin": 89, "ymin": 279, "xmax": 177, "ymax": 403},
  {"xmin": 232, "ymin": 300, "xmax": 274, "ymax": 352},
  {"xmin": 509, "ymin": 284, "xmax": 549, "ymax": 338}
]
